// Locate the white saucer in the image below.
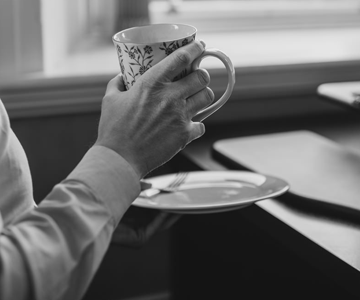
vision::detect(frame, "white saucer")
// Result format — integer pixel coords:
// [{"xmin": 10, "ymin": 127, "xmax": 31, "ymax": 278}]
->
[{"xmin": 132, "ymin": 171, "xmax": 289, "ymax": 214}]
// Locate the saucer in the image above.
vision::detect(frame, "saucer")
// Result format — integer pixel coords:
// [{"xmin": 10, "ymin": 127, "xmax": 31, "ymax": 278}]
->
[{"xmin": 132, "ymin": 171, "xmax": 289, "ymax": 214}]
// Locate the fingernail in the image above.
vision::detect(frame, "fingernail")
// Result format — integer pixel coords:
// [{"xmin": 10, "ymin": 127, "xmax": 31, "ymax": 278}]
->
[
  {"xmin": 200, "ymin": 40, "xmax": 206, "ymax": 48},
  {"xmin": 200, "ymin": 123, "xmax": 206, "ymax": 136}
]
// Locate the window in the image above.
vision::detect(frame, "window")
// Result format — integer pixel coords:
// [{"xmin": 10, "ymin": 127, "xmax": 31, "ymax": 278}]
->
[
  {"xmin": 42, "ymin": 0, "xmax": 360, "ymax": 74},
  {"xmin": 1, "ymin": 0, "xmax": 360, "ymax": 121}
]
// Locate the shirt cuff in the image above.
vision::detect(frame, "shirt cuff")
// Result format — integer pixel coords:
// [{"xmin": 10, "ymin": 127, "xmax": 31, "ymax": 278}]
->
[{"xmin": 65, "ymin": 145, "xmax": 141, "ymax": 225}]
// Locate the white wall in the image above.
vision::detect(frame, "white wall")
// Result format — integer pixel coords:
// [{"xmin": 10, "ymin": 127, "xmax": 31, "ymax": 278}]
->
[
  {"xmin": 41, "ymin": 0, "xmax": 116, "ymax": 73},
  {"xmin": 41, "ymin": 0, "xmax": 76, "ymax": 72},
  {"xmin": 0, "ymin": 0, "xmax": 43, "ymax": 80}
]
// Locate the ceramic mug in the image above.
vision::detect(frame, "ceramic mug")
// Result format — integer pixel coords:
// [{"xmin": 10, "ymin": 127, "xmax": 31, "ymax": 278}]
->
[{"xmin": 112, "ymin": 23, "xmax": 235, "ymax": 122}]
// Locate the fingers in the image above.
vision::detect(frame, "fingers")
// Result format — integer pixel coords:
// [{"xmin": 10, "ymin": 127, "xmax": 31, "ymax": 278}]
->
[
  {"xmin": 186, "ymin": 87, "xmax": 214, "ymax": 118},
  {"xmin": 150, "ymin": 40, "xmax": 205, "ymax": 82},
  {"xmin": 106, "ymin": 74, "xmax": 126, "ymax": 93},
  {"xmin": 187, "ymin": 122, "xmax": 206, "ymax": 144},
  {"xmin": 171, "ymin": 67, "xmax": 213, "ymax": 118},
  {"xmin": 172, "ymin": 68, "xmax": 211, "ymax": 100}
]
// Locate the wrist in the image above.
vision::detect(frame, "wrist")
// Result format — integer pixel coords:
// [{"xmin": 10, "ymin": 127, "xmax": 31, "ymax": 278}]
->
[{"xmin": 94, "ymin": 141, "xmax": 145, "ymax": 180}]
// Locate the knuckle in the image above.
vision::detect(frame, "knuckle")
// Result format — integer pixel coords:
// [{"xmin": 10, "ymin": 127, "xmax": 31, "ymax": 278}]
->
[
  {"xmin": 174, "ymin": 50, "xmax": 191, "ymax": 66},
  {"xmin": 197, "ymin": 69, "xmax": 210, "ymax": 86},
  {"xmin": 193, "ymin": 40, "xmax": 204, "ymax": 54}
]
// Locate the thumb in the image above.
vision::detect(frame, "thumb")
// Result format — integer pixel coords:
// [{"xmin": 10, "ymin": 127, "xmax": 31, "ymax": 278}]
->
[{"xmin": 187, "ymin": 122, "xmax": 205, "ymax": 144}]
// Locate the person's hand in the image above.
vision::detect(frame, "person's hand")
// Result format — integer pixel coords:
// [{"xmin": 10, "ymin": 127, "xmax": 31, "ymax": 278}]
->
[
  {"xmin": 111, "ymin": 206, "xmax": 181, "ymax": 248},
  {"xmin": 95, "ymin": 40, "xmax": 214, "ymax": 179}
]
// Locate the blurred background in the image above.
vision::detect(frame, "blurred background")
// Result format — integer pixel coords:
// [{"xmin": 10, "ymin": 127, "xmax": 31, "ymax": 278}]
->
[
  {"xmin": 1, "ymin": 1, "xmax": 360, "ymax": 300},
  {"xmin": 1, "ymin": 0, "xmax": 360, "ymax": 78}
]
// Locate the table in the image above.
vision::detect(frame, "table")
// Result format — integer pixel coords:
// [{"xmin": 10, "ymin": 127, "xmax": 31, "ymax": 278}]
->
[{"xmin": 169, "ymin": 112, "xmax": 360, "ymax": 299}]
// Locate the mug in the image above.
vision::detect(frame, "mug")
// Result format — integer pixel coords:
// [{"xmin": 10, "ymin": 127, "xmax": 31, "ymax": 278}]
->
[{"xmin": 112, "ymin": 23, "xmax": 235, "ymax": 122}]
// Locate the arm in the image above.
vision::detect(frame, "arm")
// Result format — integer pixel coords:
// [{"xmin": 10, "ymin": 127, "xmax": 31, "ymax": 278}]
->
[
  {"xmin": 0, "ymin": 40, "xmax": 212, "ymax": 300},
  {"xmin": 0, "ymin": 100, "xmax": 35, "ymax": 226},
  {"xmin": 0, "ymin": 146, "xmax": 140, "ymax": 300}
]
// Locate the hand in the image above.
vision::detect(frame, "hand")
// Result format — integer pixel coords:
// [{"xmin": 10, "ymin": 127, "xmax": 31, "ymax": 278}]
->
[
  {"xmin": 111, "ymin": 206, "xmax": 181, "ymax": 248},
  {"xmin": 95, "ymin": 40, "xmax": 214, "ymax": 179}
]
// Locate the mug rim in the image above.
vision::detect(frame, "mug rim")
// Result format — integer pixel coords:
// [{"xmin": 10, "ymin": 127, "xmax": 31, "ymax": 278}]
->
[{"xmin": 112, "ymin": 23, "xmax": 197, "ymax": 45}]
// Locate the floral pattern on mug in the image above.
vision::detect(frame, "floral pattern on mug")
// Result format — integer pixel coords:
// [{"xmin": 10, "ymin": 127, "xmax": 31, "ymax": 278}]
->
[
  {"xmin": 124, "ymin": 44, "xmax": 154, "ymax": 88},
  {"xmin": 114, "ymin": 34, "xmax": 196, "ymax": 89},
  {"xmin": 116, "ymin": 45, "xmax": 130, "ymax": 89},
  {"xmin": 159, "ymin": 35, "xmax": 196, "ymax": 56}
]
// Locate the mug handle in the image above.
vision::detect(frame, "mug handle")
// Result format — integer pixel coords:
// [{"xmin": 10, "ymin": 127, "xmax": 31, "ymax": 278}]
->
[{"xmin": 191, "ymin": 48, "xmax": 235, "ymax": 122}]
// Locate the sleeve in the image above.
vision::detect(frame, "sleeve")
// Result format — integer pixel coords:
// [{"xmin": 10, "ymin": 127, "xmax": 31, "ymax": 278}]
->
[
  {"xmin": 0, "ymin": 145, "xmax": 141, "ymax": 300},
  {"xmin": 0, "ymin": 100, "xmax": 35, "ymax": 226}
]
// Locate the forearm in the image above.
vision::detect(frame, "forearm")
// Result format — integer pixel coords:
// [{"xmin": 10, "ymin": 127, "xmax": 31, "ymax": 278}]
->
[{"xmin": 0, "ymin": 146, "xmax": 140, "ymax": 300}]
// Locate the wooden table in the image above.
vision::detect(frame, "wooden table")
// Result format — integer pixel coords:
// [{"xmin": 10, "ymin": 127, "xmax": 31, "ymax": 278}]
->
[{"xmin": 169, "ymin": 112, "xmax": 360, "ymax": 299}]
